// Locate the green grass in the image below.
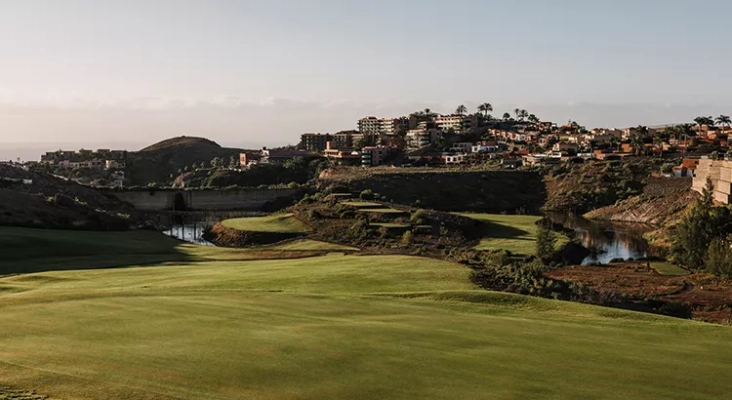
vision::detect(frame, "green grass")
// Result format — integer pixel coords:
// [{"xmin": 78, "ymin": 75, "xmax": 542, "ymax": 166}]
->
[
  {"xmin": 370, "ymin": 223, "xmax": 410, "ymax": 228},
  {"xmin": 458, "ymin": 213, "xmax": 567, "ymax": 255},
  {"xmin": 340, "ymin": 200, "xmax": 383, "ymax": 208},
  {"xmin": 221, "ymin": 213, "xmax": 312, "ymax": 233},
  {"xmin": 1, "ymin": 227, "xmax": 732, "ymax": 399},
  {"xmin": 652, "ymin": 261, "xmax": 691, "ymax": 276},
  {"xmin": 357, "ymin": 208, "xmax": 408, "ymax": 214},
  {"xmin": 266, "ymin": 239, "xmax": 359, "ymax": 252}
]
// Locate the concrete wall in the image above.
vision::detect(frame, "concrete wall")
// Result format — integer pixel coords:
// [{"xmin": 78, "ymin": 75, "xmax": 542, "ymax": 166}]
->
[
  {"xmin": 692, "ymin": 159, "xmax": 732, "ymax": 204},
  {"xmin": 106, "ymin": 188, "xmax": 301, "ymax": 211}
]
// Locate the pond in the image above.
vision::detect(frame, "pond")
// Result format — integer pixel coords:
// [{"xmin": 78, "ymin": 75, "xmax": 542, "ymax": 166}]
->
[
  {"xmin": 546, "ymin": 212, "xmax": 652, "ymax": 265},
  {"xmin": 159, "ymin": 211, "xmax": 264, "ymax": 245}
]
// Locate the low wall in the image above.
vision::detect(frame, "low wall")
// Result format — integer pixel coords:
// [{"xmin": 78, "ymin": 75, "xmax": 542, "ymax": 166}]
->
[{"xmin": 106, "ymin": 188, "xmax": 301, "ymax": 211}]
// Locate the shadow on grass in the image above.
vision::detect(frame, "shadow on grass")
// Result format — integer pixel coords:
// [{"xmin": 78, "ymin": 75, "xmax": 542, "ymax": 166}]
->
[
  {"xmin": 478, "ymin": 221, "xmax": 531, "ymax": 240},
  {"xmin": 0, "ymin": 226, "xmax": 195, "ymax": 276}
]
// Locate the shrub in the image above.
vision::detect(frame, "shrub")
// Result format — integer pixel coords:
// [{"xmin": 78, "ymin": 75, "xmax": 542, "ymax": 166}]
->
[
  {"xmin": 359, "ymin": 189, "xmax": 375, "ymax": 200},
  {"xmin": 401, "ymin": 230, "xmax": 414, "ymax": 246},
  {"xmin": 410, "ymin": 210, "xmax": 426, "ymax": 225},
  {"xmin": 535, "ymin": 221, "xmax": 557, "ymax": 261},
  {"xmin": 705, "ymin": 238, "xmax": 732, "ymax": 277}
]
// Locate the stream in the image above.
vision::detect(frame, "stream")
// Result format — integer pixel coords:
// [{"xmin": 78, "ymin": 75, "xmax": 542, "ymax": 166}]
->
[{"xmin": 546, "ymin": 212, "xmax": 652, "ymax": 264}]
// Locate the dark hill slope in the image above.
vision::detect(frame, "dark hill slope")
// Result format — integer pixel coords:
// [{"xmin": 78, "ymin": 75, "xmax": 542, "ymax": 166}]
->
[
  {"xmin": 126, "ymin": 136, "xmax": 244, "ymax": 186},
  {"xmin": 0, "ymin": 165, "xmax": 138, "ymax": 230},
  {"xmin": 319, "ymin": 167, "xmax": 546, "ymax": 214}
]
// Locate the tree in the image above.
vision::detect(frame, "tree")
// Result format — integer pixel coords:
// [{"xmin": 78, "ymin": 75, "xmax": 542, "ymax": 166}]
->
[
  {"xmin": 716, "ymin": 115, "xmax": 731, "ymax": 129},
  {"xmin": 229, "ymin": 156, "xmax": 237, "ymax": 169},
  {"xmin": 478, "ymin": 103, "xmax": 493, "ymax": 118},
  {"xmin": 535, "ymin": 221, "xmax": 557, "ymax": 261},
  {"xmin": 671, "ymin": 178, "xmax": 732, "ymax": 270},
  {"xmin": 694, "ymin": 116, "xmax": 715, "ymax": 133},
  {"xmin": 630, "ymin": 136, "xmax": 643, "ymax": 156},
  {"xmin": 514, "ymin": 108, "xmax": 528, "ymax": 122},
  {"xmin": 502, "ymin": 112, "xmax": 511, "ymax": 121},
  {"xmin": 527, "ymin": 114, "xmax": 540, "ymax": 125},
  {"xmin": 455, "ymin": 105, "xmax": 467, "ymax": 115},
  {"xmin": 210, "ymin": 157, "xmax": 223, "ymax": 169},
  {"xmin": 706, "ymin": 238, "xmax": 732, "ymax": 277}
]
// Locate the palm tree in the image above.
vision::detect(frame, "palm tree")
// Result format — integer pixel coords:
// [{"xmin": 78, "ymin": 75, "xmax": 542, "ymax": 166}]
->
[
  {"xmin": 514, "ymin": 109, "xmax": 529, "ymax": 122},
  {"xmin": 527, "ymin": 114, "xmax": 540, "ymax": 125},
  {"xmin": 455, "ymin": 105, "xmax": 467, "ymax": 116},
  {"xmin": 716, "ymin": 115, "xmax": 731, "ymax": 129},
  {"xmin": 502, "ymin": 112, "xmax": 511, "ymax": 121},
  {"xmin": 478, "ymin": 103, "xmax": 493, "ymax": 117},
  {"xmin": 630, "ymin": 136, "xmax": 643, "ymax": 156}
]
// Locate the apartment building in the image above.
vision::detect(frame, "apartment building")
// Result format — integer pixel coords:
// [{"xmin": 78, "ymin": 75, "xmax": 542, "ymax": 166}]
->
[
  {"xmin": 358, "ymin": 117, "xmax": 408, "ymax": 135},
  {"xmin": 407, "ymin": 129, "xmax": 442, "ymax": 148},
  {"xmin": 300, "ymin": 132, "xmax": 364, "ymax": 152},
  {"xmin": 361, "ymin": 146, "xmax": 393, "ymax": 167},
  {"xmin": 434, "ymin": 114, "xmax": 475, "ymax": 133}
]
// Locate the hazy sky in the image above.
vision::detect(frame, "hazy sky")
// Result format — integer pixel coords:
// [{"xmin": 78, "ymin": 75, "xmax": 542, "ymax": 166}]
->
[{"xmin": 2, "ymin": 0, "xmax": 732, "ymax": 159}]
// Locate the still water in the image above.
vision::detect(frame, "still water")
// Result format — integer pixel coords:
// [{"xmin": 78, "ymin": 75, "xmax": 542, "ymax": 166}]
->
[
  {"xmin": 546, "ymin": 213, "xmax": 652, "ymax": 264},
  {"xmin": 161, "ymin": 211, "xmax": 264, "ymax": 245}
]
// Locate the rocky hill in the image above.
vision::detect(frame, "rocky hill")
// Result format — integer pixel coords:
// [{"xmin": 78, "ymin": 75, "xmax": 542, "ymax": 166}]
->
[
  {"xmin": 0, "ymin": 164, "xmax": 140, "ymax": 230},
  {"xmin": 125, "ymin": 136, "xmax": 244, "ymax": 186}
]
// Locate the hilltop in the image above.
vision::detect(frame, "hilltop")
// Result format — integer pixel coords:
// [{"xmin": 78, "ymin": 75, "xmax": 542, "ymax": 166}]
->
[{"xmin": 126, "ymin": 136, "xmax": 245, "ymax": 186}]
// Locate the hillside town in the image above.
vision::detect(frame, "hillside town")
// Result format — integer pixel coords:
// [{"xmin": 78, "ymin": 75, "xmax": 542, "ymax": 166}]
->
[{"xmin": 8, "ymin": 106, "xmax": 732, "ymax": 196}]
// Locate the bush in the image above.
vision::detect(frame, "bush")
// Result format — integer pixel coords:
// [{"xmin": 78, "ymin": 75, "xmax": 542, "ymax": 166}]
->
[
  {"xmin": 535, "ymin": 221, "xmax": 557, "ymax": 261},
  {"xmin": 360, "ymin": 189, "xmax": 375, "ymax": 200},
  {"xmin": 705, "ymin": 238, "xmax": 732, "ymax": 277},
  {"xmin": 401, "ymin": 230, "xmax": 414, "ymax": 246},
  {"xmin": 410, "ymin": 210, "xmax": 426, "ymax": 225}
]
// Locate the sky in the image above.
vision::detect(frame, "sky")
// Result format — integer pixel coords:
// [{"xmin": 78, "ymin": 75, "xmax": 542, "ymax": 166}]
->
[{"xmin": 2, "ymin": 0, "xmax": 732, "ymax": 160}]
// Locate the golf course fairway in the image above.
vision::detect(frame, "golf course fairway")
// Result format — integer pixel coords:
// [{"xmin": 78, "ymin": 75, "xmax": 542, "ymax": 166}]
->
[{"xmin": 0, "ymin": 228, "xmax": 731, "ymax": 399}]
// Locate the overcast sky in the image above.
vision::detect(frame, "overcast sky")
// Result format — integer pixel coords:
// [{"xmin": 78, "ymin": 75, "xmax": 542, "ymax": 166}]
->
[{"xmin": 2, "ymin": 0, "xmax": 732, "ymax": 160}]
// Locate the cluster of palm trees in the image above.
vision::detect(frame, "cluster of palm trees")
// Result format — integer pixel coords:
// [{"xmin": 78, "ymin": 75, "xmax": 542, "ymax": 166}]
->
[
  {"xmin": 694, "ymin": 115, "xmax": 731, "ymax": 131},
  {"xmin": 432, "ymin": 103, "xmax": 542, "ymax": 126}
]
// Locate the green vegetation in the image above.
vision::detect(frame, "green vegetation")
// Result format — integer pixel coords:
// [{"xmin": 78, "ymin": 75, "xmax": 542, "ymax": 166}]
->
[
  {"xmin": 357, "ymin": 208, "xmax": 407, "ymax": 214},
  {"xmin": 266, "ymin": 239, "xmax": 359, "ymax": 252},
  {"xmin": 651, "ymin": 261, "xmax": 690, "ymax": 276},
  {"xmin": 671, "ymin": 179, "xmax": 732, "ymax": 276},
  {"xmin": 370, "ymin": 223, "xmax": 410, "ymax": 228},
  {"xmin": 340, "ymin": 201, "xmax": 383, "ymax": 208},
  {"xmin": 221, "ymin": 213, "xmax": 312, "ymax": 233},
  {"xmin": 1, "ymin": 227, "xmax": 732, "ymax": 399},
  {"xmin": 535, "ymin": 221, "xmax": 558, "ymax": 261}
]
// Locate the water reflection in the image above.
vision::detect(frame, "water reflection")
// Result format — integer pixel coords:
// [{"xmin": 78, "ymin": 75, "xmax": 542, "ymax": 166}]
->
[
  {"xmin": 546, "ymin": 212, "xmax": 652, "ymax": 264},
  {"xmin": 158, "ymin": 211, "xmax": 263, "ymax": 246},
  {"xmin": 163, "ymin": 224, "xmax": 212, "ymax": 246}
]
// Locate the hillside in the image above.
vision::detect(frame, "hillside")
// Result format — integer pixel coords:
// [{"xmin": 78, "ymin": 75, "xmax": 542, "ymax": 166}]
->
[
  {"xmin": 125, "ymin": 136, "xmax": 244, "ymax": 186},
  {"xmin": 1, "ymin": 227, "xmax": 732, "ymax": 399},
  {"xmin": 543, "ymin": 160, "xmax": 660, "ymax": 213},
  {"xmin": 0, "ymin": 164, "xmax": 138, "ymax": 230},
  {"xmin": 319, "ymin": 167, "xmax": 547, "ymax": 214}
]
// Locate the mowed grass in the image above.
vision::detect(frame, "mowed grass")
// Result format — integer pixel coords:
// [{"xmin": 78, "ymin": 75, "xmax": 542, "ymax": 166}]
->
[
  {"xmin": 221, "ymin": 213, "xmax": 311, "ymax": 233},
  {"xmin": 1, "ymin": 228, "xmax": 732, "ymax": 399},
  {"xmin": 458, "ymin": 213, "xmax": 566, "ymax": 255},
  {"xmin": 266, "ymin": 239, "xmax": 359, "ymax": 252},
  {"xmin": 357, "ymin": 208, "xmax": 408, "ymax": 214},
  {"xmin": 339, "ymin": 200, "xmax": 383, "ymax": 208},
  {"xmin": 652, "ymin": 261, "xmax": 691, "ymax": 276}
]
